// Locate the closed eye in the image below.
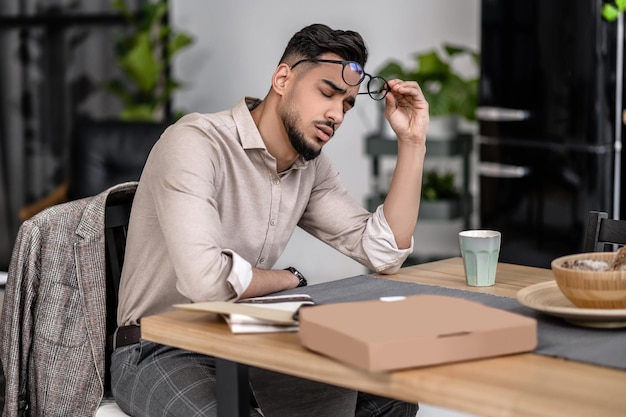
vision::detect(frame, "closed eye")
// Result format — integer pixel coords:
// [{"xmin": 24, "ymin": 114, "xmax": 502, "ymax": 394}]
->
[
  {"xmin": 319, "ymin": 80, "xmax": 355, "ymax": 113},
  {"xmin": 320, "ymin": 92, "xmax": 350, "ymax": 114}
]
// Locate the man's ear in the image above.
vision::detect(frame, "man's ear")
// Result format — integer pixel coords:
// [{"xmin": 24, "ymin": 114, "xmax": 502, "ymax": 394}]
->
[{"xmin": 272, "ymin": 63, "xmax": 291, "ymax": 97}]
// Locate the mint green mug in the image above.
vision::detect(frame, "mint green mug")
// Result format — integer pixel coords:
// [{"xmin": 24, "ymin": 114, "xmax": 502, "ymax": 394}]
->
[{"xmin": 459, "ymin": 230, "xmax": 501, "ymax": 287}]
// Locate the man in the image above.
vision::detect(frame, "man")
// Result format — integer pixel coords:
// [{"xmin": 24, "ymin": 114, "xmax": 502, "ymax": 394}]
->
[{"xmin": 112, "ymin": 23, "xmax": 428, "ymax": 416}]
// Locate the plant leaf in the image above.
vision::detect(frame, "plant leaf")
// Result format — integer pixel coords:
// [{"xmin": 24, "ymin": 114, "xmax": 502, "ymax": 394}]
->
[
  {"xmin": 112, "ymin": 0, "xmax": 132, "ymax": 21},
  {"xmin": 603, "ymin": 4, "xmax": 620, "ymax": 21},
  {"xmin": 119, "ymin": 32, "xmax": 161, "ymax": 93},
  {"xmin": 421, "ymin": 169, "xmax": 460, "ymax": 199},
  {"xmin": 416, "ymin": 51, "xmax": 449, "ymax": 77},
  {"xmin": 137, "ymin": 1, "xmax": 166, "ymax": 33},
  {"xmin": 168, "ymin": 33, "xmax": 194, "ymax": 59},
  {"xmin": 443, "ymin": 44, "xmax": 472, "ymax": 57},
  {"xmin": 121, "ymin": 104, "xmax": 157, "ymax": 121},
  {"xmin": 376, "ymin": 61, "xmax": 406, "ymax": 81},
  {"xmin": 101, "ymin": 79, "xmax": 134, "ymax": 104}
]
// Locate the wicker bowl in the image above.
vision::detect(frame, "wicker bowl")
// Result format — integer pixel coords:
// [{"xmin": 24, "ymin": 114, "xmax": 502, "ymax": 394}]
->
[{"xmin": 551, "ymin": 252, "xmax": 626, "ymax": 309}]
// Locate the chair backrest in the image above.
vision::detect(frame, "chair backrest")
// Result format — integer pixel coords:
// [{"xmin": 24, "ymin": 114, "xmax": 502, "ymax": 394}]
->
[
  {"xmin": 69, "ymin": 120, "xmax": 168, "ymax": 200},
  {"xmin": 583, "ymin": 210, "xmax": 626, "ymax": 252},
  {"xmin": 103, "ymin": 186, "xmax": 135, "ymax": 394}
]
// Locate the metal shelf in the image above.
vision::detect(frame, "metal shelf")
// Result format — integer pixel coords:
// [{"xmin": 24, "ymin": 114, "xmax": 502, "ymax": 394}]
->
[
  {"xmin": 365, "ymin": 133, "xmax": 472, "ymax": 157},
  {"xmin": 364, "ymin": 132, "xmax": 473, "ymax": 227}
]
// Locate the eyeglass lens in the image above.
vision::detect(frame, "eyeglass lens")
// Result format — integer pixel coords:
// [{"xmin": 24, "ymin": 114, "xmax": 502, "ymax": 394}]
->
[
  {"xmin": 342, "ymin": 62, "xmax": 365, "ymax": 86},
  {"xmin": 341, "ymin": 62, "xmax": 388, "ymax": 100},
  {"xmin": 366, "ymin": 77, "xmax": 388, "ymax": 100}
]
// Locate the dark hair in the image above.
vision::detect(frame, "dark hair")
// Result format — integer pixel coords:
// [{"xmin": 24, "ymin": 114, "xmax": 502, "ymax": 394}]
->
[{"xmin": 279, "ymin": 23, "xmax": 368, "ymax": 68}]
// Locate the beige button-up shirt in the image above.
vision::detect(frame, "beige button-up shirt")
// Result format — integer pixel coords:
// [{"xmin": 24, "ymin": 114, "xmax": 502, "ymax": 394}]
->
[{"xmin": 118, "ymin": 97, "xmax": 413, "ymax": 325}]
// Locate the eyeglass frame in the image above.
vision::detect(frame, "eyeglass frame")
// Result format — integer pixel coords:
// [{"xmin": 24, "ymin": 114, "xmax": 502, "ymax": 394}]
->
[{"xmin": 289, "ymin": 58, "xmax": 389, "ymax": 101}]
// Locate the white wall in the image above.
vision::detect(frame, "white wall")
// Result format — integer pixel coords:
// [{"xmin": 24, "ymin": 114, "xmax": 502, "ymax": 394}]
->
[{"xmin": 170, "ymin": 0, "xmax": 480, "ymax": 282}]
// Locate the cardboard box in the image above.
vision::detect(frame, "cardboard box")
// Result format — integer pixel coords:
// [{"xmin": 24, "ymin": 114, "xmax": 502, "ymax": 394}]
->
[{"xmin": 298, "ymin": 295, "xmax": 537, "ymax": 372}]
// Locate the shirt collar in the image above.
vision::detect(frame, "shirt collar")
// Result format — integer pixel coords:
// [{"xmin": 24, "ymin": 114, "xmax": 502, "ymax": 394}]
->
[
  {"xmin": 234, "ymin": 97, "xmax": 309, "ymax": 170},
  {"xmin": 233, "ymin": 97, "xmax": 265, "ymax": 150}
]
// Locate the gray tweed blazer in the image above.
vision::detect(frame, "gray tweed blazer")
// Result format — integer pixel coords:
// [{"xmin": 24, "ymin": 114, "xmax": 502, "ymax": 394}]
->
[{"xmin": 0, "ymin": 182, "xmax": 137, "ymax": 417}]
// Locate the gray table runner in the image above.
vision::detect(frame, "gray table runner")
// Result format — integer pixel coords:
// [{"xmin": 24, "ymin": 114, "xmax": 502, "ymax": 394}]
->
[{"xmin": 277, "ymin": 275, "xmax": 626, "ymax": 371}]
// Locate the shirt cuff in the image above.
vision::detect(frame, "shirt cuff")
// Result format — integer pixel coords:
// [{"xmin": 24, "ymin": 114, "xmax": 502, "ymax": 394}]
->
[{"xmin": 223, "ymin": 249, "xmax": 253, "ymax": 297}]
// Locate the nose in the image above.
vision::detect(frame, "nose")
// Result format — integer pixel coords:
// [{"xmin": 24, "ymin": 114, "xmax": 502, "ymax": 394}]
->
[{"xmin": 325, "ymin": 103, "xmax": 344, "ymax": 127}]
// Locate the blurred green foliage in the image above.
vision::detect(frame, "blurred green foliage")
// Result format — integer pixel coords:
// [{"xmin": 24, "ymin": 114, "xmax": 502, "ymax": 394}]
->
[
  {"xmin": 603, "ymin": 0, "xmax": 626, "ymax": 21},
  {"xmin": 103, "ymin": 0, "xmax": 194, "ymax": 121},
  {"xmin": 377, "ymin": 44, "xmax": 479, "ymax": 121},
  {"xmin": 421, "ymin": 170, "xmax": 460, "ymax": 201}
]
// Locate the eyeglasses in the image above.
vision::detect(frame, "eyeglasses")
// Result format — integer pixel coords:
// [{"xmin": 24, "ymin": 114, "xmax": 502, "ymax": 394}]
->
[{"xmin": 290, "ymin": 58, "xmax": 389, "ymax": 101}]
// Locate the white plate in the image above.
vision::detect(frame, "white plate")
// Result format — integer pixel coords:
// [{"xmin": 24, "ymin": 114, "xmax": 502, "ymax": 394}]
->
[{"xmin": 516, "ymin": 281, "xmax": 626, "ymax": 328}]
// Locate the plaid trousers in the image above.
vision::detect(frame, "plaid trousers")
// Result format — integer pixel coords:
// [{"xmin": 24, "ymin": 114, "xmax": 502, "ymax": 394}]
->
[{"xmin": 111, "ymin": 340, "xmax": 418, "ymax": 416}]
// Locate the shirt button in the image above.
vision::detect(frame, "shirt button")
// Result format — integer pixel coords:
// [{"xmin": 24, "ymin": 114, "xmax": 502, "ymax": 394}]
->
[
  {"xmin": 273, "ymin": 178, "xmax": 280, "ymax": 185},
  {"xmin": 259, "ymin": 258, "xmax": 266, "ymax": 264},
  {"xmin": 270, "ymin": 219, "xmax": 276, "ymax": 226}
]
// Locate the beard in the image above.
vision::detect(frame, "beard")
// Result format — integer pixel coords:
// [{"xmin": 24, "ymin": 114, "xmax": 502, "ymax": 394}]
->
[{"xmin": 281, "ymin": 104, "xmax": 322, "ymax": 161}]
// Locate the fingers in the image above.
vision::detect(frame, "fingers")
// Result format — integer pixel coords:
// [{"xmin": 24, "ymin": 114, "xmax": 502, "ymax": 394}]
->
[
  {"xmin": 383, "ymin": 79, "xmax": 429, "ymax": 143},
  {"xmin": 384, "ymin": 79, "xmax": 429, "ymax": 117},
  {"xmin": 387, "ymin": 79, "xmax": 427, "ymax": 108}
]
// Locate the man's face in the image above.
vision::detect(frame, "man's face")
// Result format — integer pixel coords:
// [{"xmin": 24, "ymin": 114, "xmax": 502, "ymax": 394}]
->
[{"xmin": 279, "ymin": 54, "xmax": 360, "ymax": 161}]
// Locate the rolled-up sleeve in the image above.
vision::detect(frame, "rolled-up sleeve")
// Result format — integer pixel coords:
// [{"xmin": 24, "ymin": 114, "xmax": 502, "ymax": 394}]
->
[
  {"xmin": 297, "ymin": 156, "xmax": 414, "ymax": 274},
  {"xmin": 362, "ymin": 205, "xmax": 414, "ymax": 274},
  {"xmin": 223, "ymin": 249, "xmax": 253, "ymax": 297}
]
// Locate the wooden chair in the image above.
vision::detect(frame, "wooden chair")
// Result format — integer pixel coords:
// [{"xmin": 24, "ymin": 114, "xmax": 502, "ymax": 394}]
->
[{"xmin": 583, "ymin": 211, "xmax": 626, "ymax": 252}]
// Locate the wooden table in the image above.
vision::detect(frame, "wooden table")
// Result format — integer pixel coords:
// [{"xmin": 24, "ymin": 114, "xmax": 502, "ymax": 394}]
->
[{"xmin": 141, "ymin": 258, "xmax": 626, "ymax": 417}]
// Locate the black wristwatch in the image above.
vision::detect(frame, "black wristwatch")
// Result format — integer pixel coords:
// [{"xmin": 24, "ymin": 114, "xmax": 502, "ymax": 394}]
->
[{"xmin": 285, "ymin": 266, "xmax": 308, "ymax": 287}]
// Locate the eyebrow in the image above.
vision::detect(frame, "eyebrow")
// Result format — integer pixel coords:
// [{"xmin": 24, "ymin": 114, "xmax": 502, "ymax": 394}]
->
[{"xmin": 322, "ymin": 79, "xmax": 356, "ymax": 108}]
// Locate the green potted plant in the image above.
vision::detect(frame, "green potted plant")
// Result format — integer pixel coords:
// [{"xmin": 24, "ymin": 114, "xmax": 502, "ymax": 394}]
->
[
  {"xmin": 420, "ymin": 169, "xmax": 462, "ymax": 219},
  {"xmin": 602, "ymin": 0, "xmax": 626, "ymax": 20},
  {"xmin": 377, "ymin": 43, "xmax": 479, "ymax": 138},
  {"xmin": 103, "ymin": 0, "xmax": 194, "ymax": 122}
]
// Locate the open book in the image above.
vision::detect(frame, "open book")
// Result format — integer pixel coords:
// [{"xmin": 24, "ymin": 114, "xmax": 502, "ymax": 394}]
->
[{"xmin": 174, "ymin": 294, "xmax": 315, "ymax": 334}]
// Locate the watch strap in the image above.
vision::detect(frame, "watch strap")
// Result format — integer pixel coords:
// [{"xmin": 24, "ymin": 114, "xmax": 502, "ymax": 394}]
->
[{"xmin": 285, "ymin": 266, "xmax": 307, "ymax": 287}]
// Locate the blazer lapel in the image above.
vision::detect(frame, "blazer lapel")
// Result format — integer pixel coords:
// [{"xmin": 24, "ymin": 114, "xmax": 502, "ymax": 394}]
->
[{"xmin": 74, "ymin": 191, "xmax": 108, "ymax": 382}]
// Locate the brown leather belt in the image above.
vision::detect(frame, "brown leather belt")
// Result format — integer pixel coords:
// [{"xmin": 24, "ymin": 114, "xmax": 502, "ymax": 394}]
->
[{"xmin": 108, "ymin": 325, "xmax": 141, "ymax": 350}]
